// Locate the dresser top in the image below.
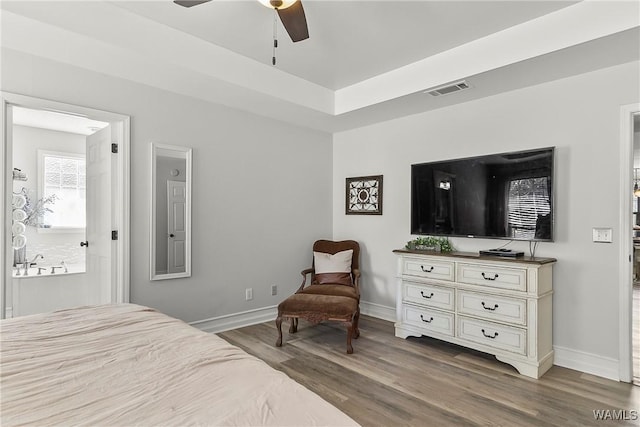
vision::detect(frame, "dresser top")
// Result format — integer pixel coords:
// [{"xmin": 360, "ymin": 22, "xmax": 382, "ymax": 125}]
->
[{"xmin": 393, "ymin": 249, "xmax": 556, "ymax": 265}]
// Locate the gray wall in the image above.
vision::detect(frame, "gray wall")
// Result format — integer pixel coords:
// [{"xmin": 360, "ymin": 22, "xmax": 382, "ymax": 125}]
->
[
  {"xmin": 333, "ymin": 61, "xmax": 640, "ymax": 364},
  {"xmin": 2, "ymin": 48, "xmax": 333, "ymax": 323}
]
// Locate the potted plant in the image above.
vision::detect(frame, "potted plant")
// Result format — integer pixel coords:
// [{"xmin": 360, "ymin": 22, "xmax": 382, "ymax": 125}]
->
[{"xmin": 405, "ymin": 236, "xmax": 454, "ymax": 253}]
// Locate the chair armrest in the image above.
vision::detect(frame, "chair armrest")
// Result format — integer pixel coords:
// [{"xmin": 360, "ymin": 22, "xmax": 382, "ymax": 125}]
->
[
  {"xmin": 352, "ymin": 268, "xmax": 361, "ymax": 297},
  {"xmin": 296, "ymin": 268, "xmax": 314, "ymax": 292}
]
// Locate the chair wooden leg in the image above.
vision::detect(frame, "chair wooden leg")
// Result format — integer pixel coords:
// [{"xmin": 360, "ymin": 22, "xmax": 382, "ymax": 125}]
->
[
  {"xmin": 289, "ymin": 317, "xmax": 298, "ymax": 334},
  {"xmin": 346, "ymin": 322, "xmax": 354, "ymax": 354},
  {"xmin": 353, "ymin": 309, "xmax": 360, "ymax": 339},
  {"xmin": 276, "ymin": 316, "xmax": 283, "ymax": 347}
]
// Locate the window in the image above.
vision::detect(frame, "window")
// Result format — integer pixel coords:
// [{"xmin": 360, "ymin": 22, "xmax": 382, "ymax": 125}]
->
[
  {"xmin": 507, "ymin": 177, "xmax": 551, "ymax": 240},
  {"xmin": 39, "ymin": 150, "xmax": 86, "ymax": 230}
]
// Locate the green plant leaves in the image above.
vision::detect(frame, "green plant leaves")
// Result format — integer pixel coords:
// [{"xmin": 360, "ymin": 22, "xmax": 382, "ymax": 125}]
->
[{"xmin": 405, "ymin": 236, "xmax": 454, "ymax": 253}]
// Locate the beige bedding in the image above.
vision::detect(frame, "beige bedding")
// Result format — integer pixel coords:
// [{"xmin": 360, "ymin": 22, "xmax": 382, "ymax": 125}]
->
[{"xmin": 0, "ymin": 304, "xmax": 359, "ymax": 427}]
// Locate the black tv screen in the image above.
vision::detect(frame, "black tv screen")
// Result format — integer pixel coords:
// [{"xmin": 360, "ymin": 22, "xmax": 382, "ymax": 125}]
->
[{"xmin": 411, "ymin": 148, "xmax": 554, "ymax": 241}]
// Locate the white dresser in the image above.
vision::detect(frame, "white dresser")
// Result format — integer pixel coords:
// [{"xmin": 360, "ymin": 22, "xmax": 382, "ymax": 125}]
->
[{"xmin": 394, "ymin": 250, "xmax": 555, "ymax": 378}]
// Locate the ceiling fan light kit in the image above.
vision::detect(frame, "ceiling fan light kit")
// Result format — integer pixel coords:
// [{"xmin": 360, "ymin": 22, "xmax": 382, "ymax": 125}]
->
[
  {"xmin": 258, "ymin": 0, "xmax": 299, "ymax": 10},
  {"xmin": 174, "ymin": 0, "xmax": 308, "ymax": 65}
]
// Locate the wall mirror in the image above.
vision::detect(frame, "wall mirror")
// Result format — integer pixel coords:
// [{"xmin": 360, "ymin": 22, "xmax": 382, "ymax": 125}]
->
[{"xmin": 150, "ymin": 143, "xmax": 192, "ymax": 281}]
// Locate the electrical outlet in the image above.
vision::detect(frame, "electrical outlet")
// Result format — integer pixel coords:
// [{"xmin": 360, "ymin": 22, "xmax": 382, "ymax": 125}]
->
[
  {"xmin": 271, "ymin": 284, "xmax": 277, "ymax": 296},
  {"xmin": 592, "ymin": 227, "xmax": 613, "ymax": 243},
  {"xmin": 245, "ymin": 288, "xmax": 253, "ymax": 301}
]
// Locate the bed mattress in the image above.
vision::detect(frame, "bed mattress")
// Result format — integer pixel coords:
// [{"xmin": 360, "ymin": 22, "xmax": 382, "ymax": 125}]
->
[{"xmin": 0, "ymin": 303, "xmax": 359, "ymax": 426}]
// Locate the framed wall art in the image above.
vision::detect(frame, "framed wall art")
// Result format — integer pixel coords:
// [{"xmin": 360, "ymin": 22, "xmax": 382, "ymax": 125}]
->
[{"xmin": 345, "ymin": 175, "xmax": 383, "ymax": 215}]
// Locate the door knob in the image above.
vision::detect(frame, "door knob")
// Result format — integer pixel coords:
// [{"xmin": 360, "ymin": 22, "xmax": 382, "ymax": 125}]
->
[
  {"xmin": 80, "ymin": 241, "xmax": 89, "ymax": 247},
  {"xmin": 169, "ymin": 234, "xmax": 175, "ymax": 238}
]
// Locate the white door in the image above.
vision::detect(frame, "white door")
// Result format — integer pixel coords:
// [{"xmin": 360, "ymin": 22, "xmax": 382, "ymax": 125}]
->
[
  {"xmin": 86, "ymin": 126, "xmax": 112, "ymax": 304},
  {"xmin": 167, "ymin": 180, "xmax": 186, "ymax": 274}
]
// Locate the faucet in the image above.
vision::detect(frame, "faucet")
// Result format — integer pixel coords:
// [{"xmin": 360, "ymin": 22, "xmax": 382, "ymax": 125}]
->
[
  {"xmin": 60, "ymin": 260, "xmax": 68, "ymax": 273},
  {"xmin": 23, "ymin": 254, "xmax": 44, "ymax": 276},
  {"xmin": 30, "ymin": 254, "xmax": 44, "ymax": 263}
]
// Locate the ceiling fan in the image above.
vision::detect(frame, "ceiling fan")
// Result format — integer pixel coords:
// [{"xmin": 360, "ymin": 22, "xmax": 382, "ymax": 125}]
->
[{"xmin": 173, "ymin": 0, "xmax": 309, "ymax": 43}]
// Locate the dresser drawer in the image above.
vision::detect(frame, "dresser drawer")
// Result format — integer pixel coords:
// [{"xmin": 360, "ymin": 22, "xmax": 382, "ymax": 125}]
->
[
  {"xmin": 404, "ymin": 282, "xmax": 455, "ymax": 311},
  {"xmin": 457, "ymin": 316, "xmax": 527, "ymax": 355},
  {"xmin": 457, "ymin": 290, "xmax": 527, "ymax": 326},
  {"xmin": 457, "ymin": 263, "xmax": 527, "ymax": 292},
  {"xmin": 403, "ymin": 258, "xmax": 454, "ymax": 282},
  {"xmin": 402, "ymin": 305, "xmax": 454, "ymax": 337}
]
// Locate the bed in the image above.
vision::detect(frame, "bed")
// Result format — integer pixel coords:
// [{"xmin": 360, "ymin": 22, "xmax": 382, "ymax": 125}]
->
[{"xmin": 0, "ymin": 303, "xmax": 359, "ymax": 427}]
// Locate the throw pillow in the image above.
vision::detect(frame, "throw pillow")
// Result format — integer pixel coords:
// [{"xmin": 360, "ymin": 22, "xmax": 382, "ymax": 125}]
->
[{"xmin": 313, "ymin": 249, "xmax": 353, "ymax": 286}]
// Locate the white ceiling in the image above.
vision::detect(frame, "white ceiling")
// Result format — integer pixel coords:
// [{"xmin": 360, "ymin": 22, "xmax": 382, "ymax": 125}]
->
[
  {"xmin": 12, "ymin": 106, "xmax": 110, "ymax": 136},
  {"xmin": 1, "ymin": 0, "xmax": 638, "ymax": 133},
  {"xmin": 112, "ymin": 0, "xmax": 578, "ymax": 90}
]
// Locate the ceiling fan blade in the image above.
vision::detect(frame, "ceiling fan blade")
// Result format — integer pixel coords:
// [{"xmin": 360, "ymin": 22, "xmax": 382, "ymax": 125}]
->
[
  {"xmin": 174, "ymin": 0, "xmax": 211, "ymax": 8},
  {"xmin": 277, "ymin": 1, "xmax": 309, "ymax": 43}
]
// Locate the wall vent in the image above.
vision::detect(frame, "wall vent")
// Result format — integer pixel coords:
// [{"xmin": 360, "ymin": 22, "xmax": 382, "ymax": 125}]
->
[{"xmin": 425, "ymin": 80, "xmax": 470, "ymax": 97}]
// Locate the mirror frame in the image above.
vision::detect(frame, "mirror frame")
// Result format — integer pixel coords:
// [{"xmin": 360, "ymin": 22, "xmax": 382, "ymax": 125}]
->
[{"xmin": 150, "ymin": 143, "xmax": 192, "ymax": 281}]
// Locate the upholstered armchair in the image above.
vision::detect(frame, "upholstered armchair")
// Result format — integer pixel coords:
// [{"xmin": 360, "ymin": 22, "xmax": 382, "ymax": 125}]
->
[{"xmin": 275, "ymin": 240, "xmax": 361, "ymax": 353}]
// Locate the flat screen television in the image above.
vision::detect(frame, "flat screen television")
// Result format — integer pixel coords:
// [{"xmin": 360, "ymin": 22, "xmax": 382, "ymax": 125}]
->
[{"xmin": 411, "ymin": 147, "xmax": 554, "ymax": 241}]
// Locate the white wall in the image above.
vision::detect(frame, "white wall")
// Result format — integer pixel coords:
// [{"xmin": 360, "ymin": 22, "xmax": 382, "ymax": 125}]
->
[
  {"xmin": 2, "ymin": 48, "xmax": 334, "ymax": 323},
  {"xmin": 333, "ymin": 61, "xmax": 640, "ymax": 364}
]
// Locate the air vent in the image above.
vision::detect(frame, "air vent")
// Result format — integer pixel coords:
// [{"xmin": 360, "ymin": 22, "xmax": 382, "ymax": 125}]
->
[{"xmin": 425, "ymin": 80, "xmax": 470, "ymax": 97}]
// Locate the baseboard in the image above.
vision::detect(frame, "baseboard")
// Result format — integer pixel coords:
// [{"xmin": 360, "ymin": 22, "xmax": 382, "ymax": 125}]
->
[
  {"xmin": 360, "ymin": 300, "xmax": 396, "ymax": 322},
  {"xmin": 190, "ymin": 301, "xmax": 395, "ymax": 334},
  {"xmin": 553, "ymin": 345, "xmax": 620, "ymax": 381},
  {"xmin": 190, "ymin": 305, "xmax": 278, "ymax": 334}
]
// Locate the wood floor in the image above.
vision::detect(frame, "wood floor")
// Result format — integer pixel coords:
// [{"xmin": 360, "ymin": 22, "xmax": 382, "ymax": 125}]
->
[{"xmin": 219, "ymin": 316, "xmax": 639, "ymax": 427}]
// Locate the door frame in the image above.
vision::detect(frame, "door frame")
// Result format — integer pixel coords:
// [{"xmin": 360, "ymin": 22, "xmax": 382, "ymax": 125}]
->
[
  {"xmin": 1, "ymin": 93, "xmax": 130, "ymax": 318},
  {"xmin": 619, "ymin": 102, "xmax": 640, "ymax": 382}
]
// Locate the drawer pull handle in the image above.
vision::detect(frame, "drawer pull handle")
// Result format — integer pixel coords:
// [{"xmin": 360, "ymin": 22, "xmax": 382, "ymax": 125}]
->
[
  {"xmin": 420, "ymin": 315, "xmax": 434, "ymax": 323},
  {"xmin": 481, "ymin": 302, "xmax": 499, "ymax": 311},
  {"xmin": 481, "ymin": 329, "xmax": 499, "ymax": 339},
  {"xmin": 420, "ymin": 291, "xmax": 434, "ymax": 299},
  {"xmin": 481, "ymin": 272, "xmax": 499, "ymax": 281},
  {"xmin": 420, "ymin": 265, "xmax": 434, "ymax": 273}
]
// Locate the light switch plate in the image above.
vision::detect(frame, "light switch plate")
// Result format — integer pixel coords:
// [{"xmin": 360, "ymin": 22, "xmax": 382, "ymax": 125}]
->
[{"xmin": 592, "ymin": 227, "xmax": 613, "ymax": 243}]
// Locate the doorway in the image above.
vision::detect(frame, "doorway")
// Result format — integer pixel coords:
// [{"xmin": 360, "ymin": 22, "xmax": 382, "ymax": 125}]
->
[
  {"xmin": 1, "ymin": 93, "xmax": 130, "ymax": 319},
  {"xmin": 632, "ymin": 113, "xmax": 640, "ymax": 386},
  {"xmin": 621, "ymin": 103, "xmax": 640, "ymax": 385}
]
